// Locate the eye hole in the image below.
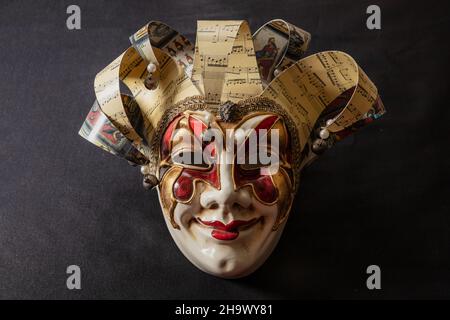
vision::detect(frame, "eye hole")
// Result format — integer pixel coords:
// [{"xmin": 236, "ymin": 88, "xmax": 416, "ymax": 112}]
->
[
  {"xmin": 238, "ymin": 147, "xmax": 280, "ymax": 170},
  {"xmin": 171, "ymin": 151, "xmax": 210, "ymax": 169}
]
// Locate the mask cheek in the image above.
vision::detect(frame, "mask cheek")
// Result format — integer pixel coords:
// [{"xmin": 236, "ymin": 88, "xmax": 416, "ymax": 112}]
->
[
  {"xmin": 252, "ymin": 175, "xmax": 278, "ymax": 204},
  {"xmin": 172, "ymin": 198, "xmax": 202, "ymax": 235},
  {"xmin": 159, "ymin": 166, "xmax": 206, "ymax": 230},
  {"xmin": 158, "ymin": 166, "xmax": 184, "ymax": 229},
  {"xmin": 173, "ymin": 174, "xmax": 194, "ymax": 202},
  {"xmin": 270, "ymin": 168, "xmax": 295, "ymax": 229},
  {"xmin": 233, "ymin": 166, "xmax": 278, "ymax": 204},
  {"xmin": 249, "ymin": 189, "xmax": 277, "ymax": 217}
]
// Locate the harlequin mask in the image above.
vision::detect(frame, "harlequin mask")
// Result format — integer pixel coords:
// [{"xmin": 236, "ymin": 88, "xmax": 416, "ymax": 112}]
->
[{"xmin": 80, "ymin": 20, "xmax": 385, "ymax": 278}]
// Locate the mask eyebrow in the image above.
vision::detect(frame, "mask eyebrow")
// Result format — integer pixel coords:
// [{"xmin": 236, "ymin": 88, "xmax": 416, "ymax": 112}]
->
[
  {"xmin": 254, "ymin": 115, "xmax": 279, "ymax": 135},
  {"xmin": 161, "ymin": 115, "xmax": 183, "ymax": 160},
  {"xmin": 235, "ymin": 114, "xmax": 279, "ymax": 154},
  {"xmin": 236, "ymin": 114, "xmax": 279, "ymax": 138},
  {"xmin": 188, "ymin": 115, "xmax": 207, "ymax": 140},
  {"xmin": 169, "ymin": 115, "xmax": 219, "ymax": 168},
  {"xmin": 161, "ymin": 114, "xmax": 209, "ymax": 162}
]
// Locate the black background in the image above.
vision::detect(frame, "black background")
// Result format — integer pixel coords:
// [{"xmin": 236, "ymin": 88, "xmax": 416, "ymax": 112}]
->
[{"xmin": 0, "ymin": 0, "xmax": 449, "ymax": 299}]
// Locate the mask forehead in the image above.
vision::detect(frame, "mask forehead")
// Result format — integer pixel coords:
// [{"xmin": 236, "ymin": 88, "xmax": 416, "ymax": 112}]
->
[{"xmin": 160, "ymin": 110, "xmax": 291, "ymax": 176}]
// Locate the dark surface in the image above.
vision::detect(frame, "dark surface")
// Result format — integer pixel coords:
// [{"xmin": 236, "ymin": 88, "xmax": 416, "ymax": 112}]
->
[{"xmin": 0, "ymin": 0, "xmax": 449, "ymax": 299}]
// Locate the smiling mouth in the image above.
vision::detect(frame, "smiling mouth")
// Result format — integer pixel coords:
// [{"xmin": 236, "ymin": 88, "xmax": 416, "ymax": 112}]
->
[{"xmin": 197, "ymin": 218, "xmax": 260, "ymax": 241}]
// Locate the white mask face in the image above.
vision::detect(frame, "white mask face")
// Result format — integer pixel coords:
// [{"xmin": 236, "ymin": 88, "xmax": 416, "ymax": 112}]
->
[{"xmin": 157, "ymin": 110, "xmax": 294, "ymax": 278}]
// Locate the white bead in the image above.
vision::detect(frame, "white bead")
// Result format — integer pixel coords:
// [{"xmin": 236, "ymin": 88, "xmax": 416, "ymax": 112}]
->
[
  {"xmin": 319, "ymin": 128, "xmax": 330, "ymax": 139},
  {"xmin": 326, "ymin": 119, "xmax": 334, "ymax": 126},
  {"xmin": 140, "ymin": 165, "xmax": 149, "ymax": 175},
  {"xmin": 273, "ymin": 68, "xmax": 282, "ymax": 77},
  {"xmin": 147, "ymin": 63, "xmax": 157, "ymax": 73}
]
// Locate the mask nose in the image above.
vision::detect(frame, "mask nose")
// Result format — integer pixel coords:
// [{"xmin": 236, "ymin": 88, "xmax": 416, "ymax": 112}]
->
[{"xmin": 200, "ymin": 162, "xmax": 251, "ymax": 216}]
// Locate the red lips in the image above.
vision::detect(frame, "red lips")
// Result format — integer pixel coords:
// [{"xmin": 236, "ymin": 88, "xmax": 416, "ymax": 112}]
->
[{"xmin": 198, "ymin": 218, "xmax": 258, "ymax": 241}]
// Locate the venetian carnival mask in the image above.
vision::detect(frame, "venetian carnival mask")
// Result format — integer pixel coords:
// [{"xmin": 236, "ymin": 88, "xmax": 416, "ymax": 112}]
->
[{"xmin": 80, "ymin": 20, "xmax": 385, "ymax": 278}]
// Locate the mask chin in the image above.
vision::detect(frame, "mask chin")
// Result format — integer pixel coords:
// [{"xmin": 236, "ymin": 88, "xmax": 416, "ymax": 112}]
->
[{"xmin": 159, "ymin": 192, "xmax": 289, "ymax": 278}]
